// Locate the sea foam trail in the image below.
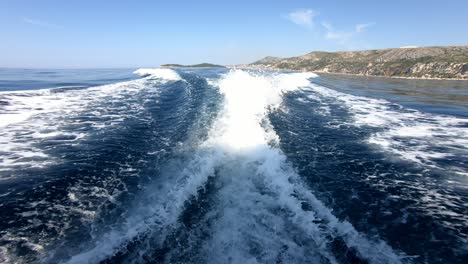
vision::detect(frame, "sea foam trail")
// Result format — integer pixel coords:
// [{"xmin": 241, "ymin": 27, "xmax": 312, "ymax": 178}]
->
[
  {"xmin": 194, "ymin": 70, "xmax": 403, "ymax": 264},
  {"xmin": 0, "ymin": 69, "xmax": 182, "ymax": 172},
  {"xmin": 305, "ymin": 82, "xmax": 468, "ymax": 175},
  {"xmin": 0, "ymin": 79, "xmax": 143, "ymax": 172},
  {"xmin": 0, "ymin": 70, "xmax": 188, "ymax": 263},
  {"xmin": 133, "ymin": 68, "xmax": 182, "ymax": 81},
  {"xmin": 66, "ymin": 70, "xmax": 404, "ymax": 263},
  {"xmin": 63, "ymin": 71, "xmax": 211, "ymax": 263}
]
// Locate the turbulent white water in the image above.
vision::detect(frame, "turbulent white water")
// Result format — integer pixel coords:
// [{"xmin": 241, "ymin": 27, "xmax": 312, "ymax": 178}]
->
[
  {"xmin": 133, "ymin": 68, "xmax": 182, "ymax": 81},
  {"xmin": 0, "ymin": 71, "xmax": 182, "ymax": 173},
  {"xmin": 64, "ymin": 70, "xmax": 404, "ymax": 264},
  {"xmin": 0, "ymin": 70, "xmax": 185, "ymax": 264},
  {"xmin": 304, "ymin": 82, "xmax": 468, "ymax": 175},
  {"xmin": 2, "ymin": 68, "xmax": 466, "ymax": 264}
]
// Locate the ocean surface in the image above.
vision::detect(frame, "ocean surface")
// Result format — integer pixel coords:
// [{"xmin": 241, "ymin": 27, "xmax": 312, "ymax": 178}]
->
[{"xmin": 0, "ymin": 68, "xmax": 467, "ymax": 264}]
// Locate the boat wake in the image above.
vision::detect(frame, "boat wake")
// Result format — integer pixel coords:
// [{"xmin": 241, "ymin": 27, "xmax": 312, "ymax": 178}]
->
[
  {"xmin": 1, "ymin": 68, "xmax": 465, "ymax": 263},
  {"xmin": 65, "ymin": 70, "xmax": 404, "ymax": 264}
]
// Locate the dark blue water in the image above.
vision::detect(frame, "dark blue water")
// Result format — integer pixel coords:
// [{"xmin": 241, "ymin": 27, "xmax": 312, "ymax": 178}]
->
[
  {"xmin": 312, "ymin": 73, "xmax": 468, "ymax": 118},
  {"xmin": 0, "ymin": 68, "xmax": 136, "ymax": 92},
  {"xmin": 0, "ymin": 68, "xmax": 466, "ymax": 264}
]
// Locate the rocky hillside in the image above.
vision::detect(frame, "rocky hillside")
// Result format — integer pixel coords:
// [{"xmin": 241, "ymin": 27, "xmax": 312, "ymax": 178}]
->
[{"xmin": 250, "ymin": 46, "xmax": 468, "ymax": 79}]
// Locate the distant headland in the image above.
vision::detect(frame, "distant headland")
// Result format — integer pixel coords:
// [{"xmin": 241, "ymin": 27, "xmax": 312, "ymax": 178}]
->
[
  {"xmin": 234, "ymin": 46, "xmax": 468, "ymax": 80},
  {"xmin": 161, "ymin": 63, "xmax": 225, "ymax": 68}
]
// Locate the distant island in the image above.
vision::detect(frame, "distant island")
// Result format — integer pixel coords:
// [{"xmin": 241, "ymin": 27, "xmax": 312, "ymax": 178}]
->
[
  {"xmin": 161, "ymin": 63, "xmax": 225, "ymax": 68},
  {"xmin": 238, "ymin": 46, "xmax": 468, "ymax": 79}
]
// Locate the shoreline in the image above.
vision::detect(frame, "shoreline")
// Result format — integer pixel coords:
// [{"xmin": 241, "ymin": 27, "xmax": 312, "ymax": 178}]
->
[
  {"xmin": 226, "ymin": 66, "xmax": 468, "ymax": 81},
  {"xmin": 311, "ymin": 70, "xmax": 468, "ymax": 81}
]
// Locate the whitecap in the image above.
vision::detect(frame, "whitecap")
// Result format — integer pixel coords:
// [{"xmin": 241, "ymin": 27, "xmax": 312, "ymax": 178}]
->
[{"xmin": 133, "ymin": 68, "xmax": 182, "ymax": 81}]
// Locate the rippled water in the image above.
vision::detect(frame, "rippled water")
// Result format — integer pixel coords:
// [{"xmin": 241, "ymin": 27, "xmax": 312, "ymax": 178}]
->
[{"xmin": 0, "ymin": 68, "xmax": 466, "ymax": 263}]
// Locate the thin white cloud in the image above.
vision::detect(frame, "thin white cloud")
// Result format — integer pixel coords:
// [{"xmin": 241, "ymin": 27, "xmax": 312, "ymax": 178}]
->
[
  {"xmin": 321, "ymin": 21, "xmax": 352, "ymax": 41},
  {"xmin": 287, "ymin": 9, "xmax": 316, "ymax": 28},
  {"xmin": 286, "ymin": 8, "xmax": 374, "ymax": 49},
  {"xmin": 321, "ymin": 21, "xmax": 333, "ymax": 32},
  {"xmin": 355, "ymin": 23, "xmax": 375, "ymax": 33},
  {"xmin": 321, "ymin": 21, "xmax": 374, "ymax": 42},
  {"xmin": 21, "ymin": 17, "xmax": 64, "ymax": 29}
]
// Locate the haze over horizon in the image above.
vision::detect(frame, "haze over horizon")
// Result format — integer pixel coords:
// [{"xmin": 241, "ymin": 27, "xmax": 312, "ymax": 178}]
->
[{"xmin": 1, "ymin": 0, "xmax": 467, "ymax": 68}]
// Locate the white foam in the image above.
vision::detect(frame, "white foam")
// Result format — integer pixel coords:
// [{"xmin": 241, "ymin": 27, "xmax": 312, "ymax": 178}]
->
[
  {"xmin": 208, "ymin": 70, "xmax": 317, "ymax": 150},
  {"xmin": 133, "ymin": 68, "xmax": 182, "ymax": 81},
  {"xmin": 300, "ymin": 82, "xmax": 468, "ymax": 238},
  {"xmin": 305, "ymin": 83, "xmax": 468, "ymax": 172},
  {"xmin": 0, "ymin": 77, "xmax": 159, "ymax": 172},
  {"xmin": 65, "ymin": 70, "xmax": 403, "ymax": 264},
  {"xmin": 196, "ymin": 70, "xmax": 402, "ymax": 264},
  {"xmin": 65, "ymin": 146, "xmax": 222, "ymax": 263}
]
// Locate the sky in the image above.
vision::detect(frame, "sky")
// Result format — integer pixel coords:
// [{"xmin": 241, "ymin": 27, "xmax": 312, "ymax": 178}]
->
[{"xmin": 0, "ymin": 0, "xmax": 467, "ymax": 68}]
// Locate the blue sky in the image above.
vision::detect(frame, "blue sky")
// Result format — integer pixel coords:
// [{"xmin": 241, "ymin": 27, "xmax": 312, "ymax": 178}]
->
[{"xmin": 0, "ymin": 0, "xmax": 467, "ymax": 68}]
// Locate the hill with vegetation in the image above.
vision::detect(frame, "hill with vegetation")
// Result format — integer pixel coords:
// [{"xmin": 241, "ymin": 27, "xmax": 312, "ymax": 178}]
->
[{"xmin": 250, "ymin": 46, "xmax": 468, "ymax": 79}]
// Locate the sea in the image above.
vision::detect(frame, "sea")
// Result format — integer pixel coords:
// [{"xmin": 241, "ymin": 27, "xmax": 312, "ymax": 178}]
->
[{"xmin": 0, "ymin": 68, "xmax": 467, "ymax": 264}]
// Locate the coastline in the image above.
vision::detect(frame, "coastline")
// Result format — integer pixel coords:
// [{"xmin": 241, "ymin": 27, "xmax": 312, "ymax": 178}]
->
[
  {"xmin": 226, "ymin": 66, "xmax": 468, "ymax": 81},
  {"xmin": 311, "ymin": 70, "xmax": 468, "ymax": 81}
]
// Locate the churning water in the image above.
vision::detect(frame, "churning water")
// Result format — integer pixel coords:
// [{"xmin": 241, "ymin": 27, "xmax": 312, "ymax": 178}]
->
[{"xmin": 0, "ymin": 68, "xmax": 467, "ymax": 263}]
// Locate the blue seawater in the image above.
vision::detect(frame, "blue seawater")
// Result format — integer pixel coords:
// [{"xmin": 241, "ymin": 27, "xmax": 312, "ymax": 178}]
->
[{"xmin": 0, "ymin": 68, "xmax": 466, "ymax": 264}]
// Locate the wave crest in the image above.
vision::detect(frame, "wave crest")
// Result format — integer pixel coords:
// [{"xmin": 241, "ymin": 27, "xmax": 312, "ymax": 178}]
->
[{"xmin": 133, "ymin": 68, "xmax": 182, "ymax": 81}]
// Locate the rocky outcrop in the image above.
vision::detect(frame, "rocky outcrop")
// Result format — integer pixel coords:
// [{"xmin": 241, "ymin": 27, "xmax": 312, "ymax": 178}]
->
[{"xmin": 249, "ymin": 46, "xmax": 468, "ymax": 79}]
